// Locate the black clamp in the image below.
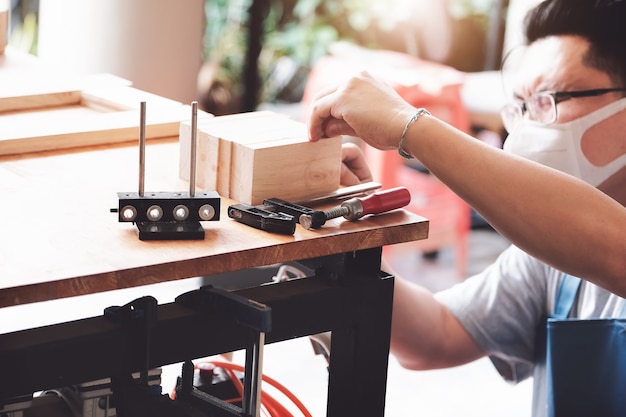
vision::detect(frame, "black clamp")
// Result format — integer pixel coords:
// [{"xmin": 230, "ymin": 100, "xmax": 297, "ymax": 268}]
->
[
  {"xmin": 175, "ymin": 286, "xmax": 271, "ymax": 417},
  {"xmin": 227, "ymin": 203, "xmax": 295, "ymax": 235},
  {"xmin": 227, "ymin": 197, "xmax": 320, "ymax": 235},
  {"xmin": 104, "ymin": 296, "xmax": 158, "ymax": 387},
  {"xmin": 175, "ymin": 286, "xmax": 271, "ymax": 334}
]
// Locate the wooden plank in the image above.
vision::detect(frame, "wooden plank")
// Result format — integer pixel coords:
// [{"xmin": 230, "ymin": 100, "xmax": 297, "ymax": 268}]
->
[
  {"xmin": 80, "ymin": 84, "xmax": 182, "ymax": 111},
  {"xmin": 0, "ymin": 89, "xmax": 82, "ymax": 113},
  {"xmin": 0, "ymin": 84, "xmax": 208, "ymax": 156},
  {"xmin": 0, "ymin": 10, "xmax": 6, "ymax": 55},
  {"xmin": 0, "ymin": 104, "xmax": 192, "ymax": 155},
  {"xmin": 0, "ymin": 70, "xmax": 84, "ymax": 112}
]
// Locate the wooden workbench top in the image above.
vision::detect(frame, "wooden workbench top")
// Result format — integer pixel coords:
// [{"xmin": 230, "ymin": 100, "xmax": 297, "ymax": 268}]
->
[{"xmin": 0, "ymin": 140, "xmax": 428, "ymax": 308}]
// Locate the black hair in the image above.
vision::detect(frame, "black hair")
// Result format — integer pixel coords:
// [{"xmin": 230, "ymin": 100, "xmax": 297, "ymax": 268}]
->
[{"xmin": 524, "ymin": 0, "xmax": 626, "ymax": 87}]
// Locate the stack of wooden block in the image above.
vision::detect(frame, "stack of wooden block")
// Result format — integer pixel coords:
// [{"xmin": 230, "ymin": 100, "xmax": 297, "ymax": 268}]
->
[{"xmin": 179, "ymin": 111, "xmax": 342, "ymax": 205}]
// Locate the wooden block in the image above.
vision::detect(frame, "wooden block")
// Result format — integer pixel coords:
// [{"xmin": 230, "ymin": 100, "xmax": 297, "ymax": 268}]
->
[
  {"xmin": 230, "ymin": 134, "xmax": 341, "ymax": 205},
  {"xmin": 179, "ymin": 117, "xmax": 218, "ymax": 190},
  {"xmin": 215, "ymin": 112, "xmax": 294, "ymax": 199},
  {"xmin": 179, "ymin": 111, "xmax": 290, "ymax": 193},
  {"xmin": 179, "ymin": 111, "xmax": 342, "ymax": 204}
]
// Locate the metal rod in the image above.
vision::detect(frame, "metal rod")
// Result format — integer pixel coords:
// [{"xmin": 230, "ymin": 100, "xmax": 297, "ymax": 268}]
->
[
  {"xmin": 190, "ymin": 101, "xmax": 198, "ymax": 197},
  {"xmin": 243, "ymin": 331, "xmax": 265, "ymax": 417},
  {"xmin": 138, "ymin": 101, "xmax": 147, "ymax": 197}
]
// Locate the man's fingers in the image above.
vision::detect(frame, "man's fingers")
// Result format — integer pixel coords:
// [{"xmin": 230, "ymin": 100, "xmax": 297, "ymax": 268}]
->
[
  {"xmin": 307, "ymin": 99, "xmax": 330, "ymax": 141},
  {"xmin": 340, "ymin": 164, "xmax": 362, "ymax": 186},
  {"xmin": 307, "ymin": 84, "xmax": 341, "ymax": 141},
  {"xmin": 341, "ymin": 142, "xmax": 373, "ymax": 183},
  {"xmin": 323, "ymin": 118, "xmax": 355, "ymax": 138}
]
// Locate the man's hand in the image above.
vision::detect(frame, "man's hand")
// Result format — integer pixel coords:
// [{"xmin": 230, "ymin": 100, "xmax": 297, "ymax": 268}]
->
[
  {"xmin": 340, "ymin": 142, "xmax": 373, "ymax": 186},
  {"xmin": 307, "ymin": 71, "xmax": 416, "ymax": 151}
]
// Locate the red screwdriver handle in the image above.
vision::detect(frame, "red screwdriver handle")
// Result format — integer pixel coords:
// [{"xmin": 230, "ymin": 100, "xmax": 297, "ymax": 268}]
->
[{"xmin": 360, "ymin": 186, "xmax": 411, "ymax": 215}]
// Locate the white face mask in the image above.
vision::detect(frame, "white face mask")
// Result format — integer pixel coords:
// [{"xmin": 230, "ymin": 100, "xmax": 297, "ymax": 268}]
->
[{"xmin": 503, "ymin": 97, "xmax": 626, "ymax": 187}]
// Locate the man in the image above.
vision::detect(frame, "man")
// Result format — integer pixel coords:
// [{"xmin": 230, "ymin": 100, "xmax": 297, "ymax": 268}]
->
[{"xmin": 307, "ymin": 0, "xmax": 626, "ymax": 415}]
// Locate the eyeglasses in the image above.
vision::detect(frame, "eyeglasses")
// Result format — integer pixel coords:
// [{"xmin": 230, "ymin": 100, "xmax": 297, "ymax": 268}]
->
[{"xmin": 500, "ymin": 88, "xmax": 626, "ymax": 133}]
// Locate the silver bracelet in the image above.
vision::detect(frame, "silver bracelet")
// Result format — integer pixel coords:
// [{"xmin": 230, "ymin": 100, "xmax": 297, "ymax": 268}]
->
[{"xmin": 398, "ymin": 108, "xmax": 430, "ymax": 159}]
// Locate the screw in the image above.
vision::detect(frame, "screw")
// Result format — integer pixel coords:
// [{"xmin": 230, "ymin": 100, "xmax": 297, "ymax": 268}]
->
[
  {"xmin": 299, "ymin": 203, "xmax": 355, "ymax": 230},
  {"xmin": 298, "ymin": 210, "xmax": 329, "ymax": 230}
]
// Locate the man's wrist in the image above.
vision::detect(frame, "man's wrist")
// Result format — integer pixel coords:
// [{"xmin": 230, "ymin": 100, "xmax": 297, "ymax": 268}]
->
[{"xmin": 398, "ymin": 108, "xmax": 430, "ymax": 159}]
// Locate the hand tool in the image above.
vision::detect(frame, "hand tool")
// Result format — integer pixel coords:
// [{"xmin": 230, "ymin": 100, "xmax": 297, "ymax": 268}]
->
[
  {"xmin": 228, "ymin": 198, "xmax": 315, "ymax": 235},
  {"xmin": 262, "ymin": 198, "xmax": 317, "ymax": 221},
  {"xmin": 296, "ymin": 181, "xmax": 381, "ymax": 205},
  {"xmin": 228, "ymin": 186, "xmax": 408, "ymax": 234},
  {"xmin": 227, "ymin": 197, "xmax": 322, "ymax": 235},
  {"xmin": 299, "ymin": 186, "xmax": 411, "ymax": 230},
  {"xmin": 227, "ymin": 203, "xmax": 296, "ymax": 235}
]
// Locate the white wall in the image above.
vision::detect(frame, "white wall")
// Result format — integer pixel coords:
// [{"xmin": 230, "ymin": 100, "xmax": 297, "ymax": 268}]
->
[{"xmin": 37, "ymin": 0, "xmax": 205, "ymax": 103}]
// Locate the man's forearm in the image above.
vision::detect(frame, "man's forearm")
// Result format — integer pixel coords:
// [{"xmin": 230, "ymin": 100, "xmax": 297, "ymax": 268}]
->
[
  {"xmin": 403, "ymin": 115, "xmax": 626, "ymax": 293},
  {"xmin": 390, "ymin": 277, "xmax": 484, "ymax": 369}
]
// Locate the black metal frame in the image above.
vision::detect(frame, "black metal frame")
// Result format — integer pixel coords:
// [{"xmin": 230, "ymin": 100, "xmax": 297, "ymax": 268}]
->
[{"xmin": 0, "ymin": 247, "xmax": 394, "ymax": 417}]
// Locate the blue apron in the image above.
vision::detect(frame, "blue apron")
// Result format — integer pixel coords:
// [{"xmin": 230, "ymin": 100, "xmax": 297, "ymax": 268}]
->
[{"xmin": 546, "ymin": 274, "xmax": 626, "ymax": 417}]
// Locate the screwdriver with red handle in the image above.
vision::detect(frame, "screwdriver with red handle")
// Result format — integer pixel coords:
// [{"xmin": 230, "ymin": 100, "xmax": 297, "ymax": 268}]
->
[{"xmin": 299, "ymin": 186, "xmax": 411, "ymax": 230}]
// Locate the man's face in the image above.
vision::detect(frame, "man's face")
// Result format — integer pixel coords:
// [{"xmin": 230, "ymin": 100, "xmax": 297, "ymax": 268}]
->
[{"xmin": 512, "ymin": 34, "xmax": 626, "ymax": 199}]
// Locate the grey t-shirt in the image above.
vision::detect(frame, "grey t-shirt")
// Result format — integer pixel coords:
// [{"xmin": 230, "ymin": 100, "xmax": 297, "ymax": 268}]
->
[{"xmin": 435, "ymin": 244, "xmax": 625, "ymax": 417}]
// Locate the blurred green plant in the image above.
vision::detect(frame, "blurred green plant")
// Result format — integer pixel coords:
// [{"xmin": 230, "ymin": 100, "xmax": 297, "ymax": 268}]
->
[
  {"xmin": 448, "ymin": 0, "xmax": 493, "ymax": 33},
  {"xmin": 9, "ymin": 8, "xmax": 38, "ymax": 55},
  {"xmin": 201, "ymin": 0, "xmax": 403, "ymax": 108},
  {"xmin": 200, "ymin": 0, "xmax": 495, "ymax": 109},
  {"xmin": 449, "ymin": 0, "xmax": 493, "ymax": 18}
]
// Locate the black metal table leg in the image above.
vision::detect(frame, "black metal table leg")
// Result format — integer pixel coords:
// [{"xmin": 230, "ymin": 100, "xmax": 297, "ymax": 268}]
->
[
  {"xmin": 324, "ymin": 248, "xmax": 394, "ymax": 417},
  {"xmin": 1, "ymin": 248, "xmax": 394, "ymax": 417}
]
